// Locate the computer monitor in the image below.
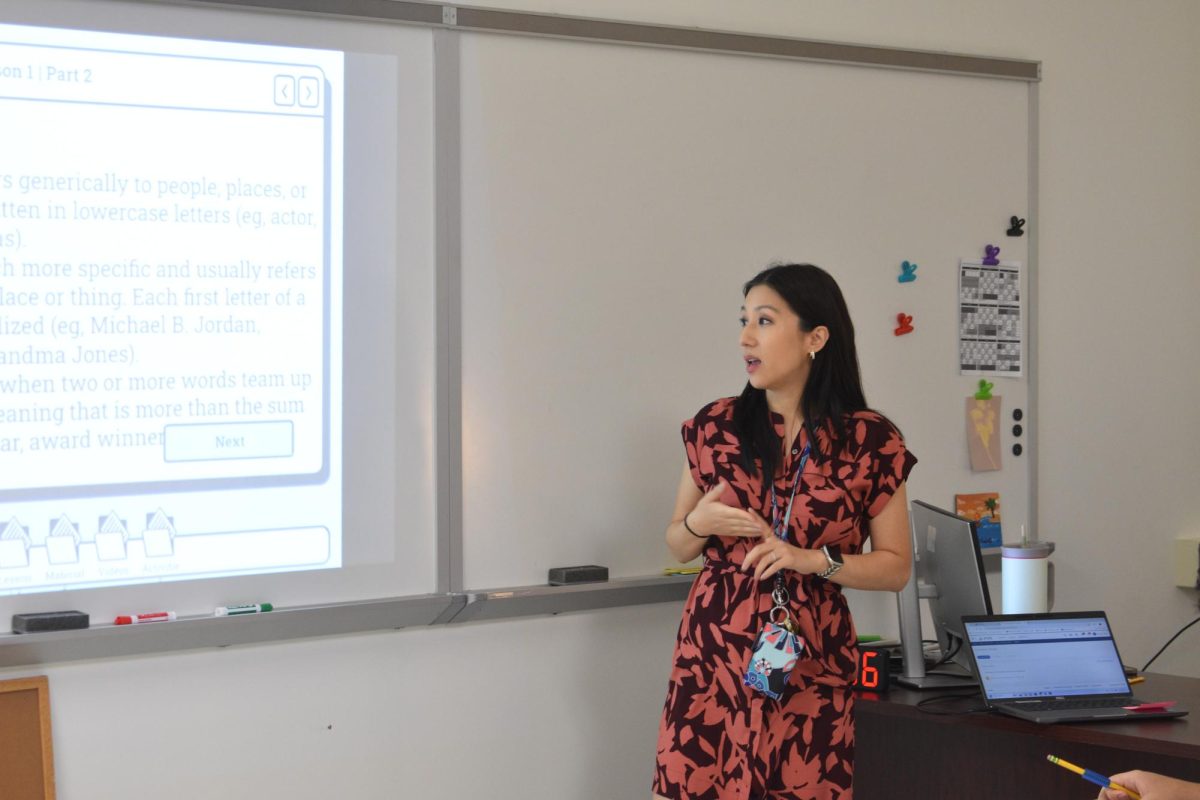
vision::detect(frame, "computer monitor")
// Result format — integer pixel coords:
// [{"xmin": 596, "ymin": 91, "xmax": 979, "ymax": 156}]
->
[{"xmin": 895, "ymin": 500, "xmax": 993, "ymax": 690}]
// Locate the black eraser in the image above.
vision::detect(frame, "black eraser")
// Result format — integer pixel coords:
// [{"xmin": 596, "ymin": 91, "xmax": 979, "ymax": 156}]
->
[
  {"xmin": 548, "ymin": 565, "xmax": 609, "ymax": 585},
  {"xmin": 12, "ymin": 611, "xmax": 90, "ymax": 633}
]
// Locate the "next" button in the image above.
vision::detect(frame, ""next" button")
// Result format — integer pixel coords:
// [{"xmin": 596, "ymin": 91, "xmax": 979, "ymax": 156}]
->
[{"xmin": 163, "ymin": 421, "xmax": 294, "ymax": 462}]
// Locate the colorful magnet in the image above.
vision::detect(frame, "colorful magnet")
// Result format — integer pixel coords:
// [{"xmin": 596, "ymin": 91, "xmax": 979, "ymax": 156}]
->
[
  {"xmin": 974, "ymin": 379, "xmax": 994, "ymax": 400},
  {"xmin": 1007, "ymin": 216, "xmax": 1026, "ymax": 237},
  {"xmin": 898, "ymin": 260, "xmax": 918, "ymax": 283},
  {"xmin": 893, "ymin": 313, "xmax": 914, "ymax": 336},
  {"xmin": 982, "ymin": 244, "xmax": 1000, "ymax": 266}
]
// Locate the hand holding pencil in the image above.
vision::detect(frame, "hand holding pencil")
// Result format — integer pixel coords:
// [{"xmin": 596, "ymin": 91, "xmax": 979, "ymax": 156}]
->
[
  {"xmin": 1095, "ymin": 770, "xmax": 1200, "ymax": 800},
  {"xmin": 1048, "ymin": 756, "xmax": 1141, "ymax": 799}
]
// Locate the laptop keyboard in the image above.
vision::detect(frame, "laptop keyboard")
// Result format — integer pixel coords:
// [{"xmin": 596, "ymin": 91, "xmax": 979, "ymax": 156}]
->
[{"xmin": 1017, "ymin": 697, "xmax": 1129, "ymax": 711}]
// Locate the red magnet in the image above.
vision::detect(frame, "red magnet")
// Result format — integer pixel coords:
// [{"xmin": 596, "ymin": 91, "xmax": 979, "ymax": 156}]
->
[{"xmin": 894, "ymin": 313, "xmax": 914, "ymax": 336}]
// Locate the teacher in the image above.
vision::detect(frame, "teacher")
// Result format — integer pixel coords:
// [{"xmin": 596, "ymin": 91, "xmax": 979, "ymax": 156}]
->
[{"xmin": 653, "ymin": 263, "xmax": 916, "ymax": 800}]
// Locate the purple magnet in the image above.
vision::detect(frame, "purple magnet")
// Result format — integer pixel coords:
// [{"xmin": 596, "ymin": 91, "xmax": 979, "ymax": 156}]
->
[{"xmin": 982, "ymin": 244, "xmax": 1000, "ymax": 266}]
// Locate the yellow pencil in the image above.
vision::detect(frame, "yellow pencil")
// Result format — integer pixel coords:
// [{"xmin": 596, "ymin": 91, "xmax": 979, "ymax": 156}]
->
[{"xmin": 1047, "ymin": 755, "xmax": 1141, "ymax": 800}]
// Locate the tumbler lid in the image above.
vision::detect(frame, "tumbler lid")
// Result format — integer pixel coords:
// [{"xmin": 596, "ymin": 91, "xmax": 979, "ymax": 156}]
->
[{"xmin": 1001, "ymin": 541, "xmax": 1055, "ymax": 558}]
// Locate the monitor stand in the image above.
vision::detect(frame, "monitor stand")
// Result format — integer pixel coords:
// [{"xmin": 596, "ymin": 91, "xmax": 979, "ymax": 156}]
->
[{"xmin": 894, "ymin": 551, "xmax": 982, "ymax": 691}]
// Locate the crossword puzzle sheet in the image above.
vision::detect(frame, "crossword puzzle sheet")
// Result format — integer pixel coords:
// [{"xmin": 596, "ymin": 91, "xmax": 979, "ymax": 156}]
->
[{"xmin": 959, "ymin": 259, "xmax": 1022, "ymax": 376}]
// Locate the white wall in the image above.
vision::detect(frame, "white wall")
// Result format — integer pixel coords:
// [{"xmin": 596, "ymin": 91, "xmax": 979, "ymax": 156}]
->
[{"xmin": 2, "ymin": 2, "xmax": 1198, "ymax": 797}]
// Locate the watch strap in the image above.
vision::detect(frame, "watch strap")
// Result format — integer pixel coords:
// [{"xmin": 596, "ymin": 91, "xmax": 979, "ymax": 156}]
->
[{"xmin": 817, "ymin": 544, "xmax": 843, "ymax": 579}]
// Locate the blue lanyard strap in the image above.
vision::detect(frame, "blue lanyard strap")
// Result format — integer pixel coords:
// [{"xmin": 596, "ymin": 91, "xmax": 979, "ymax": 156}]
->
[{"xmin": 769, "ymin": 443, "xmax": 810, "ymax": 544}]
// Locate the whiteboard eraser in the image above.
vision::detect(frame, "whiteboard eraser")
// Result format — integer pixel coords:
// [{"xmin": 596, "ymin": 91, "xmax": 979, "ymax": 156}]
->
[
  {"xmin": 12, "ymin": 610, "xmax": 90, "ymax": 633},
  {"xmin": 548, "ymin": 565, "xmax": 609, "ymax": 585}
]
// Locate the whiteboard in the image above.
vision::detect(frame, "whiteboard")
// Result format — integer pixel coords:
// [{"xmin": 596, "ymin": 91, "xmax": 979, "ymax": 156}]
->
[
  {"xmin": 459, "ymin": 31, "xmax": 1031, "ymax": 589},
  {"xmin": 0, "ymin": 0, "xmax": 1036, "ymax": 661}
]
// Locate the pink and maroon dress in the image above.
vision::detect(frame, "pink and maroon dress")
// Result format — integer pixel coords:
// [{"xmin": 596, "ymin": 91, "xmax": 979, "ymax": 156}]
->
[{"xmin": 653, "ymin": 397, "xmax": 916, "ymax": 800}]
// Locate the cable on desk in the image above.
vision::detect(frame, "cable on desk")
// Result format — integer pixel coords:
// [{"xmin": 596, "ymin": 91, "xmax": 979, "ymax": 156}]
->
[
  {"xmin": 1142, "ymin": 615, "xmax": 1200, "ymax": 673},
  {"xmin": 914, "ymin": 690, "xmax": 988, "ymax": 716},
  {"xmin": 929, "ymin": 636, "xmax": 962, "ymax": 668}
]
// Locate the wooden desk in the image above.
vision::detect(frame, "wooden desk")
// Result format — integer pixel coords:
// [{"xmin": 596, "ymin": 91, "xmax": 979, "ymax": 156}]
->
[{"xmin": 855, "ymin": 673, "xmax": 1200, "ymax": 799}]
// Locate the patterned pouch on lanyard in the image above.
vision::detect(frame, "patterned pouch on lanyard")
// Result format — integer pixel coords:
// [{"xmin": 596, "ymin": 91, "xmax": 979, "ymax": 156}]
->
[
  {"xmin": 743, "ymin": 600, "xmax": 806, "ymax": 700},
  {"xmin": 743, "ymin": 444, "xmax": 810, "ymax": 701}
]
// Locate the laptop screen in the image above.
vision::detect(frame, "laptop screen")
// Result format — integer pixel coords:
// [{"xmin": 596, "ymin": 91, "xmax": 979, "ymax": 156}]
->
[{"xmin": 964, "ymin": 614, "xmax": 1130, "ymax": 701}]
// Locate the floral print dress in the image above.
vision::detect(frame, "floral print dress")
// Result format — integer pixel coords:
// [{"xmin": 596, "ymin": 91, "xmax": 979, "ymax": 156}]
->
[{"xmin": 653, "ymin": 397, "xmax": 916, "ymax": 800}]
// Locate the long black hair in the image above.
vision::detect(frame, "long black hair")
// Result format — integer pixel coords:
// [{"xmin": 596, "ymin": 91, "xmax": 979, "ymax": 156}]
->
[{"xmin": 732, "ymin": 263, "xmax": 869, "ymax": 482}]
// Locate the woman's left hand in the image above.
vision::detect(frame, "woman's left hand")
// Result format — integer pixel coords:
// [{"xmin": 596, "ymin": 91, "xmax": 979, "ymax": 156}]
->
[{"xmin": 743, "ymin": 540, "xmax": 818, "ymax": 581}]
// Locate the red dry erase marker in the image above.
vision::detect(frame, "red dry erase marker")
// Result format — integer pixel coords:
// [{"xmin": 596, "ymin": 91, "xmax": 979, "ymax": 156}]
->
[{"xmin": 114, "ymin": 611, "xmax": 176, "ymax": 625}]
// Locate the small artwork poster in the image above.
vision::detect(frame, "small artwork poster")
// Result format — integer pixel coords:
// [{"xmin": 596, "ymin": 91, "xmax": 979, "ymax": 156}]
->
[
  {"xmin": 956, "ymin": 492, "xmax": 1002, "ymax": 549},
  {"xmin": 967, "ymin": 396, "xmax": 1002, "ymax": 472}
]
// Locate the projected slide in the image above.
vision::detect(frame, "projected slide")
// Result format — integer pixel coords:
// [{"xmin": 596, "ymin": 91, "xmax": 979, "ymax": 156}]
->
[{"xmin": 0, "ymin": 23, "xmax": 343, "ymax": 594}]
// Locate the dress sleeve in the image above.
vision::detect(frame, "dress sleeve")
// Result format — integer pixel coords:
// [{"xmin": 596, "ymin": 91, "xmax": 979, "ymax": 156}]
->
[
  {"xmin": 854, "ymin": 415, "xmax": 917, "ymax": 518},
  {"xmin": 680, "ymin": 407, "xmax": 719, "ymax": 492},
  {"xmin": 681, "ymin": 416, "xmax": 706, "ymax": 491}
]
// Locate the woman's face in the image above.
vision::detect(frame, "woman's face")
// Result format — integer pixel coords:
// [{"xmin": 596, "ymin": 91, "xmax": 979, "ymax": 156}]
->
[{"xmin": 739, "ymin": 284, "xmax": 820, "ymax": 394}]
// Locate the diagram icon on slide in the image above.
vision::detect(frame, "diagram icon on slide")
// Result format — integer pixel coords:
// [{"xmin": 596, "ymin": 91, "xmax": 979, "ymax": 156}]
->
[
  {"xmin": 46, "ymin": 516, "xmax": 80, "ymax": 565},
  {"xmin": 143, "ymin": 509, "xmax": 177, "ymax": 558},
  {"xmin": 0, "ymin": 518, "xmax": 32, "ymax": 569},
  {"xmin": 96, "ymin": 512, "xmax": 130, "ymax": 561}
]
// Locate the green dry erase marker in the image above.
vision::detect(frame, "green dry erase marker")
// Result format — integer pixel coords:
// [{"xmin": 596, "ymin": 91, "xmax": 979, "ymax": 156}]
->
[{"xmin": 214, "ymin": 603, "xmax": 274, "ymax": 617}]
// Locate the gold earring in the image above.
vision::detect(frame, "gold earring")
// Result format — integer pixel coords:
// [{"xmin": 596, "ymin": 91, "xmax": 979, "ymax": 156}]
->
[{"xmin": 808, "ymin": 351, "xmax": 815, "ymax": 361}]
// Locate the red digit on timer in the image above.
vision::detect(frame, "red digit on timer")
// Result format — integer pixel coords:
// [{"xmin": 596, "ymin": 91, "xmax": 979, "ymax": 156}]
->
[{"xmin": 859, "ymin": 650, "xmax": 879, "ymax": 689}]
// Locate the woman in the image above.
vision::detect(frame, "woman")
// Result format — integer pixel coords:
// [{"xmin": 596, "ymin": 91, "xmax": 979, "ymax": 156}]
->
[{"xmin": 653, "ymin": 263, "xmax": 916, "ymax": 800}]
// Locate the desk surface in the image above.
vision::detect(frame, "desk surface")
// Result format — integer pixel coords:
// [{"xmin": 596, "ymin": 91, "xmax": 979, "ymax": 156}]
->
[{"xmin": 855, "ymin": 672, "xmax": 1200, "ymax": 799}]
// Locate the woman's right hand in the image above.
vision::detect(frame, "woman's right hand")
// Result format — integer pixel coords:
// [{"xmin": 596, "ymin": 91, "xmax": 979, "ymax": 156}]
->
[{"xmin": 686, "ymin": 480, "xmax": 771, "ymax": 539}]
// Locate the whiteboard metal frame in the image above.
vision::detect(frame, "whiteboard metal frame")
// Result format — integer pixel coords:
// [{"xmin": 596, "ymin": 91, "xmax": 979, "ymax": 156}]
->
[
  {"xmin": 0, "ymin": 594, "xmax": 463, "ymax": 668},
  {"xmin": 0, "ymin": 0, "xmax": 1040, "ymax": 667},
  {"xmin": 145, "ymin": 0, "xmax": 1040, "ymax": 80},
  {"xmin": 0, "ymin": 579, "xmax": 694, "ymax": 667},
  {"xmin": 434, "ymin": 28, "xmax": 464, "ymax": 594}
]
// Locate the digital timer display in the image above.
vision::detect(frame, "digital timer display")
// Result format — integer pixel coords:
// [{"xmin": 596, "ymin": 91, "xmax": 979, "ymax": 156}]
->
[{"xmin": 853, "ymin": 648, "xmax": 890, "ymax": 691}]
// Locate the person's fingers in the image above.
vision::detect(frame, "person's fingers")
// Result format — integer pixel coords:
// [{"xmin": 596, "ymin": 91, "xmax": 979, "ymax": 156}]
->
[
  {"xmin": 700, "ymin": 480, "xmax": 727, "ymax": 504},
  {"xmin": 710, "ymin": 508, "xmax": 764, "ymax": 537},
  {"xmin": 742, "ymin": 542, "xmax": 769, "ymax": 572},
  {"xmin": 734, "ymin": 513, "xmax": 766, "ymax": 537},
  {"xmin": 748, "ymin": 544, "xmax": 784, "ymax": 581},
  {"xmin": 758, "ymin": 552, "xmax": 782, "ymax": 581},
  {"xmin": 753, "ymin": 551, "xmax": 782, "ymax": 582}
]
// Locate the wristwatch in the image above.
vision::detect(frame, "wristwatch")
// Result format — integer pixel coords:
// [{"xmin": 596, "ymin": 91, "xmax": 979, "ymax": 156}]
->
[{"xmin": 817, "ymin": 545, "xmax": 843, "ymax": 579}]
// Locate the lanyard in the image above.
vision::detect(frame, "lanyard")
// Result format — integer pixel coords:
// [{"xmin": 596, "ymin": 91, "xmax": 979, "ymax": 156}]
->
[
  {"xmin": 768, "ymin": 443, "xmax": 810, "ymax": 544},
  {"xmin": 767, "ymin": 442, "xmax": 810, "ymax": 617}
]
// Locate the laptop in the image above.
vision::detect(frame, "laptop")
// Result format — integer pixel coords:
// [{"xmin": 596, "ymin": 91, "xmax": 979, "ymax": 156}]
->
[{"xmin": 961, "ymin": 611, "xmax": 1188, "ymax": 724}]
